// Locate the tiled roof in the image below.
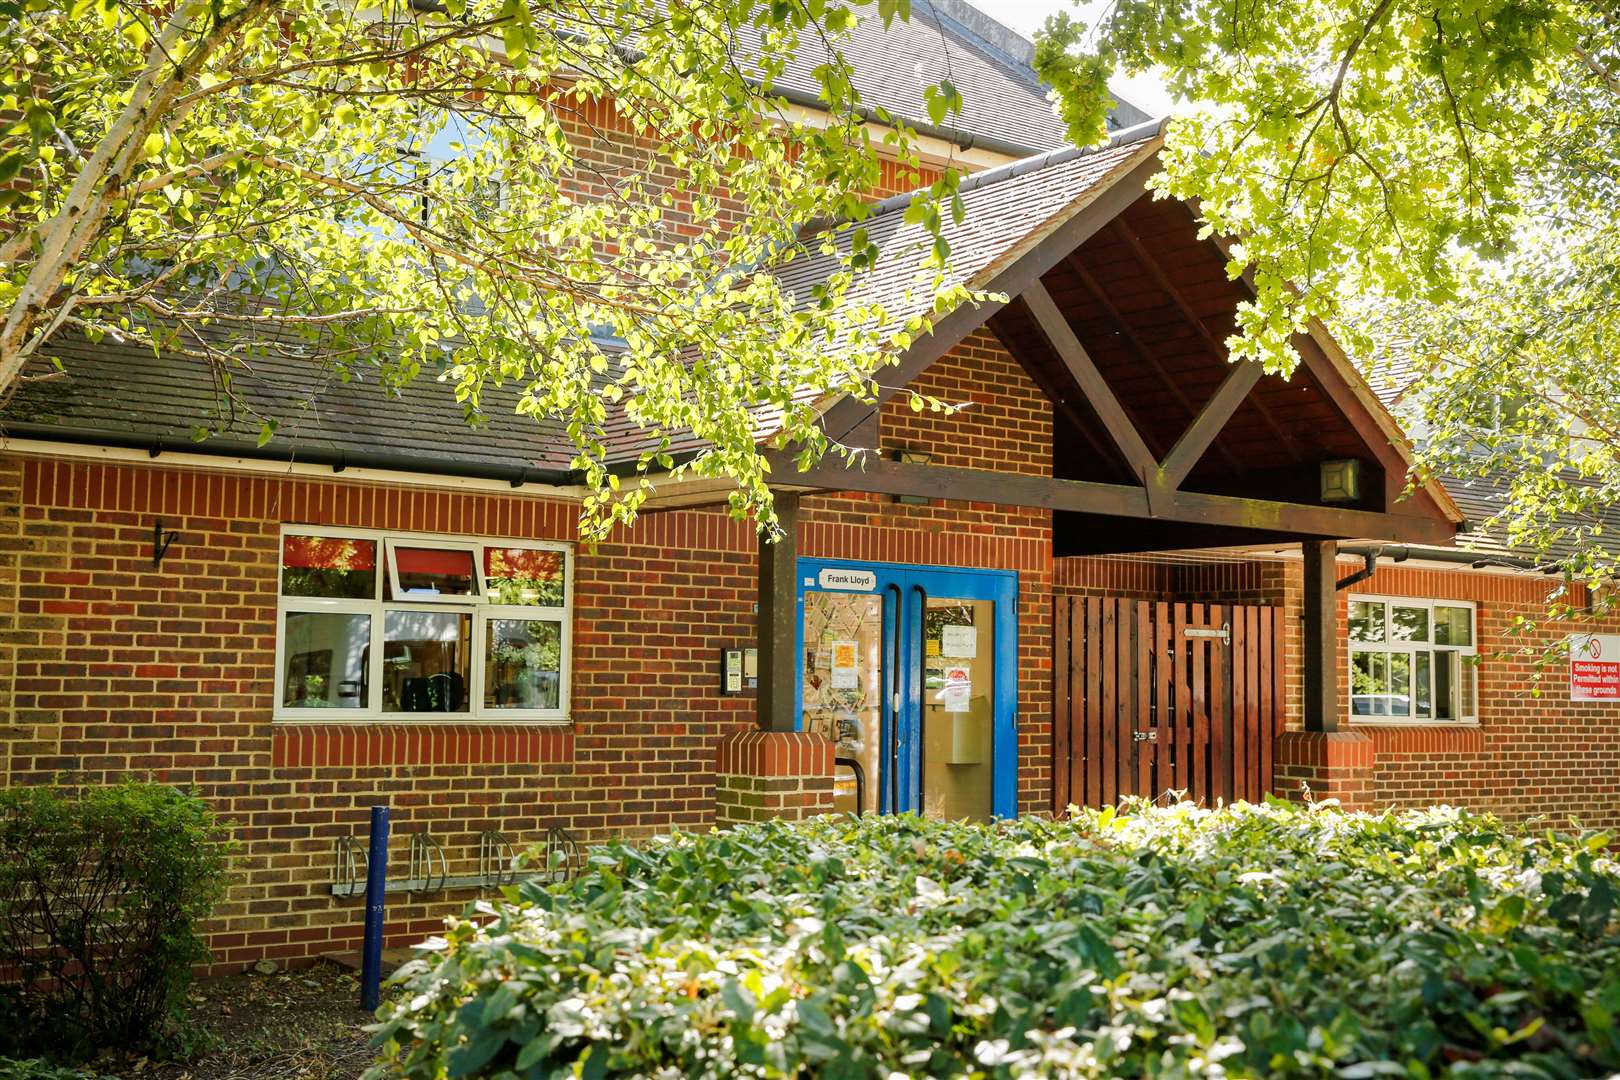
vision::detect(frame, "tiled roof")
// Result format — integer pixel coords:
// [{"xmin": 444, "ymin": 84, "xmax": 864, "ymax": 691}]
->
[
  {"xmin": 3, "ymin": 123, "xmax": 1165, "ymax": 480},
  {"xmin": 771, "ymin": 1, "xmax": 1075, "ymax": 154},
  {"xmin": 786, "ymin": 124, "xmax": 1163, "ymax": 323},
  {"xmin": 596, "ymin": 121, "xmax": 1167, "ymax": 462},
  {"xmin": 1359, "ymin": 340, "xmax": 1620, "ymax": 566},
  {"xmin": 1408, "ymin": 466, "xmax": 1620, "ymax": 568},
  {"xmin": 2, "ymin": 327, "xmax": 579, "ymax": 481}
]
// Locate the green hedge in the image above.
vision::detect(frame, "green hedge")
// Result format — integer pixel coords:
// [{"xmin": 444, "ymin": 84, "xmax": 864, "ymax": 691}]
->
[
  {"xmin": 371, "ymin": 802, "xmax": 1620, "ymax": 1078},
  {"xmin": 0, "ymin": 783, "xmax": 233, "ymax": 1058}
]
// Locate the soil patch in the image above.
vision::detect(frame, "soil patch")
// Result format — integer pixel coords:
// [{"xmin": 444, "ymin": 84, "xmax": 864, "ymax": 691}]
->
[{"xmin": 111, "ymin": 960, "xmax": 387, "ymax": 1080}]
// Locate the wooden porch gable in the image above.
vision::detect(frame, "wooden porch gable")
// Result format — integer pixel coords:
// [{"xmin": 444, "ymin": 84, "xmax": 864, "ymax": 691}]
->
[{"xmin": 794, "ymin": 148, "xmax": 1459, "ymax": 553}]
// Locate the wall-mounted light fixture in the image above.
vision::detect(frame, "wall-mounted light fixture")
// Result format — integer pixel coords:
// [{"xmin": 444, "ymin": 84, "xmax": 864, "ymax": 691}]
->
[
  {"xmin": 1319, "ymin": 458, "xmax": 1362, "ymax": 504},
  {"xmin": 893, "ymin": 448, "xmax": 931, "ymax": 505}
]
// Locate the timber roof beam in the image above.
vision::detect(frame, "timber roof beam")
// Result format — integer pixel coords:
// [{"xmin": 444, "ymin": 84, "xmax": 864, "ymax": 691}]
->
[
  {"xmin": 1018, "ymin": 278, "xmax": 1265, "ymax": 496},
  {"xmin": 780, "ymin": 454, "xmax": 1455, "ymax": 547}
]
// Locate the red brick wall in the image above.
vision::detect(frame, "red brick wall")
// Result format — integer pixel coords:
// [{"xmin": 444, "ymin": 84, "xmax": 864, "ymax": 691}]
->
[
  {"xmin": 551, "ymin": 94, "xmax": 943, "ymax": 235},
  {"xmin": 1053, "ymin": 555, "xmax": 1285, "ymax": 603},
  {"xmin": 840, "ymin": 327, "xmax": 1056, "ymax": 811},
  {"xmin": 713, "ymin": 730, "xmax": 837, "ymax": 826},
  {"xmin": 1234, "ymin": 555, "xmax": 1619, "ymax": 827},
  {"xmin": 1338, "ymin": 562, "xmax": 1619, "ymax": 828},
  {"xmin": 1051, "ymin": 550, "xmax": 1620, "ymax": 827},
  {"xmin": 0, "ymin": 97, "xmax": 1005, "ymax": 969},
  {"xmin": 0, "ymin": 326, "xmax": 1058, "ymax": 966}
]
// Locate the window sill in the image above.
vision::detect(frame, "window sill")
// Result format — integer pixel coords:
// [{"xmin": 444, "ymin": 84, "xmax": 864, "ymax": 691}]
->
[
  {"xmin": 272, "ymin": 715, "xmax": 573, "ymax": 727},
  {"xmin": 1347, "ymin": 718, "xmax": 1479, "ymax": 729}
]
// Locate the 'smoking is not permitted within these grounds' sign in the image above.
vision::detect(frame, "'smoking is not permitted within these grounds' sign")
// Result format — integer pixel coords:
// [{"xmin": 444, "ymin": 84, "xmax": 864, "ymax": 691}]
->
[{"xmin": 1570, "ymin": 633, "xmax": 1620, "ymax": 701}]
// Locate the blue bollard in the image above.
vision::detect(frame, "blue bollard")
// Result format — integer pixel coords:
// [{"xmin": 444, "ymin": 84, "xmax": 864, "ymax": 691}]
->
[{"xmin": 360, "ymin": 805, "xmax": 390, "ymax": 1012}]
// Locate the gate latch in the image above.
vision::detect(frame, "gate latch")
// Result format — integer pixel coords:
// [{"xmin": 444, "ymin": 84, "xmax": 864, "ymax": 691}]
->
[
  {"xmin": 1132, "ymin": 731, "xmax": 1157, "ymax": 742},
  {"xmin": 1184, "ymin": 623, "xmax": 1231, "ymax": 644}
]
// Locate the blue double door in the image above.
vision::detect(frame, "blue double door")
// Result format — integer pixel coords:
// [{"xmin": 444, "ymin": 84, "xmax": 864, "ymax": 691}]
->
[{"xmin": 795, "ymin": 559, "xmax": 1018, "ymax": 818}]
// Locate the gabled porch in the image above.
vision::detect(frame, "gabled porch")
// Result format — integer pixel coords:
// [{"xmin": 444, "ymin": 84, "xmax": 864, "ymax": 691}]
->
[{"xmin": 713, "ymin": 124, "xmax": 1460, "ymax": 820}]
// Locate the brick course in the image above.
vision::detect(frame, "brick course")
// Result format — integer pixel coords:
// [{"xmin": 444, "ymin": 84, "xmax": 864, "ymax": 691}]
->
[{"xmin": 713, "ymin": 730, "xmax": 836, "ymax": 827}]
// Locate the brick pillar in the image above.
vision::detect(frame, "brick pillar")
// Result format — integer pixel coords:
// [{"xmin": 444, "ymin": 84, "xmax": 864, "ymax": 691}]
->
[
  {"xmin": 714, "ymin": 730, "xmax": 836, "ymax": 827},
  {"xmin": 1274, "ymin": 730, "xmax": 1376, "ymax": 810}
]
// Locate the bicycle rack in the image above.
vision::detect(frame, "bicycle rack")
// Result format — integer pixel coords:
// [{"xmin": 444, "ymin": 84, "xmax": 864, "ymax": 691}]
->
[
  {"xmin": 330, "ymin": 824, "xmax": 584, "ymax": 897},
  {"xmin": 406, "ymin": 831, "xmax": 450, "ymax": 895},
  {"xmin": 545, "ymin": 824, "xmax": 583, "ymax": 883},
  {"xmin": 334, "ymin": 835, "xmax": 367, "ymax": 897},
  {"xmin": 478, "ymin": 829, "xmax": 519, "ymax": 886}
]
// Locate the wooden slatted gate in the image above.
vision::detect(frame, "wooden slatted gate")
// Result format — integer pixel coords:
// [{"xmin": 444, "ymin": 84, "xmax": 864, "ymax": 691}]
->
[{"xmin": 1053, "ymin": 597, "xmax": 1285, "ymax": 810}]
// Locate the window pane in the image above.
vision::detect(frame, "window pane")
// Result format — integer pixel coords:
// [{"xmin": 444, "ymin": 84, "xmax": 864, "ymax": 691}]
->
[
  {"xmin": 484, "ymin": 547, "xmax": 565, "ymax": 606},
  {"xmin": 1415, "ymin": 652, "xmax": 1432, "ymax": 718},
  {"xmin": 802, "ymin": 590, "xmax": 885, "ymax": 816},
  {"xmin": 1434, "ymin": 606, "xmax": 1473, "ymax": 646},
  {"xmin": 1352, "ymin": 650, "xmax": 1385, "ymax": 715},
  {"xmin": 1389, "ymin": 653, "xmax": 1411, "ymax": 717},
  {"xmin": 1349, "ymin": 600, "xmax": 1385, "ymax": 643},
  {"xmin": 1434, "ymin": 650, "xmax": 1464, "ymax": 719},
  {"xmin": 281, "ymin": 535, "xmax": 376, "ymax": 598},
  {"xmin": 383, "ymin": 610, "xmax": 471, "ymax": 712},
  {"xmin": 1459, "ymin": 655, "xmax": 1477, "ymax": 719},
  {"xmin": 282, "ymin": 611, "xmax": 370, "ymax": 708},
  {"xmin": 484, "ymin": 619, "xmax": 562, "ymax": 710},
  {"xmin": 394, "ymin": 546, "xmax": 478, "ymax": 597},
  {"xmin": 1392, "ymin": 606, "xmax": 1429, "ymax": 642}
]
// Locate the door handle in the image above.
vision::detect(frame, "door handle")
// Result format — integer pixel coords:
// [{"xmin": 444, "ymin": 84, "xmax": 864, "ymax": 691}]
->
[
  {"xmin": 885, "ymin": 582, "xmax": 902, "ymax": 805},
  {"xmin": 1132, "ymin": 731, "xmax": 1157, "ymax": 742}
]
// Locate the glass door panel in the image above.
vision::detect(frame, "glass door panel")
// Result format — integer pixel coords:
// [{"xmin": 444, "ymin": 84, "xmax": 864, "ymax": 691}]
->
[
  {"xmin": 796, "ymin": 559, "xmax": 1017, "ymax": 819},
  {"xmin": 800, "ymin": 590, "xmax": 886, "ymax": 816},
  {"xmin": 920, "ymin": 597, "xmax": 995, "ymax": 821}
]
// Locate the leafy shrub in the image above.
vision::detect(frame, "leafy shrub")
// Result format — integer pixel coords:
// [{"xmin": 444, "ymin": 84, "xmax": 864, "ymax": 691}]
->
[
  {"xmin": 372, "ymin": 801, "xmax": 1620, "ymax": 1078},
  {"xmin": 0, "ymin": 1059, "xmax": 98, "ymax": 1080},
  {"xmin": 0, "ymin": 783, "xmax": 233, "ymax": 1058}
]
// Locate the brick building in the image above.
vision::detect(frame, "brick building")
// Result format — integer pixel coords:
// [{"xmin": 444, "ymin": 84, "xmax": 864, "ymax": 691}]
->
[{"xmin": 3, "ymin": 2, "xmax": 1616, "ymax": 970}]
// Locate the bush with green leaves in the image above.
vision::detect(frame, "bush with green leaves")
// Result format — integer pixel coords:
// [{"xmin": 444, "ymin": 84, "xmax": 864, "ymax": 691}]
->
[
  {"xmin": 0, "ymin": 1060, "xmax": 98, "ymax": 1080},
  {"xmin": 370, "ymin": 801, "xmax": 1620, "ymax": 1078},
  {"xmin": 0, "ymin": 783, "xmax": 233, "ymax": 1058}
]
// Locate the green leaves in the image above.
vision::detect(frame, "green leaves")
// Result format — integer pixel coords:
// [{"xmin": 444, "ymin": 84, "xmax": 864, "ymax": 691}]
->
[
  {"xmin": 922, "ymin": 79, "xmax": 962, "ymax": 126},
  {"xmin": 5, "ymin": 0, "xmax": 969, "ymax": 541},
  {"xmin": 369, "ymin": 804, "xmax": 1620, "ymax": 1079},
  {"xmin": 1035, "ymin": 0, "xmax": 1620, "ymax": 643},
  {"xmin": 0, "ymin": 784, "xmax": 234, "ymax": 1058}
]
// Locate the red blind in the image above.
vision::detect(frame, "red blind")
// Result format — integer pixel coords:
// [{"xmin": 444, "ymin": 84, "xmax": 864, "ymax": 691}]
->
[
  {"xmin": 282, "ymin": 535, "xmax": 376, "ymax": 570},
  {"xmin": 395, "ymin": 546, "xmax": 475, "ymax": 577}
]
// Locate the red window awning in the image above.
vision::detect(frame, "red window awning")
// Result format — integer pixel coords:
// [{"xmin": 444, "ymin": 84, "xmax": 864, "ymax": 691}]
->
[
  {"xmin": 395, "ymin": 546, "xmax": 475, "ymax": 577},
  {"xmin": 282, "ymin": 535, "xmax": 376, "ymax": 570}
]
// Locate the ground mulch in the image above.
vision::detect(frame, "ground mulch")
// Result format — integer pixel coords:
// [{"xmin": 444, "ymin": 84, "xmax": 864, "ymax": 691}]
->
[{"xmin": 99, "ymin": 960, "xmax": 388, "ymax": 1080}]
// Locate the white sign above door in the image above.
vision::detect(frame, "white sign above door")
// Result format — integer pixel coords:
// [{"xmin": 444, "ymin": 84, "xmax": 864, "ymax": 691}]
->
[{"xmin": 817, "ymin": 567, "xmax": 878, "ymax": 591}]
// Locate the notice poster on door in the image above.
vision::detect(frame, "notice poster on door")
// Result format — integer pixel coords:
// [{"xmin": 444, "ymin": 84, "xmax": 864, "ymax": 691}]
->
[
  {"xmin": 831, "ymin": 640, "xmax": 859, "ymax": 689},
  {"xmin": 942, "ymin": 664, "xmax": 971, "ymax": 712},
  {"xmin": 1570, "ymin": 633, "xmax": 1620, "ymax": 700},
  {"xmin": 941, "ymin": 624, "xmax": 977, "ymax": 658}
]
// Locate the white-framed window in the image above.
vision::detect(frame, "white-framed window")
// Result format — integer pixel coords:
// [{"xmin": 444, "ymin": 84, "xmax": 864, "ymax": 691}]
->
[
  {"xmin": 383, "ymin": 538, "xmax": 484, "ymax": 603},
  {"xmin": 275, "ymin": 526, "xmax": 570, "ymax": 724},
  {"xmin": 1348, "ymin": 595, "xmax": 1477, "ymax": 723}
]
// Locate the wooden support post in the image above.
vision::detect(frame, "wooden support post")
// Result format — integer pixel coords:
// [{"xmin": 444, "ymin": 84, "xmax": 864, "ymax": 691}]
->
[
  {"xmin": 756, "ymin": 492, "xmax": 800, "ymax": 732},
  {"xmin": 1301, "ymin": 540, "xmax": 1339, "ymax": 733}
]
